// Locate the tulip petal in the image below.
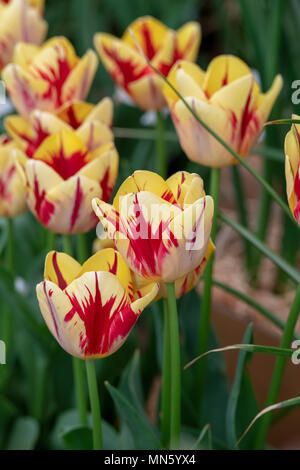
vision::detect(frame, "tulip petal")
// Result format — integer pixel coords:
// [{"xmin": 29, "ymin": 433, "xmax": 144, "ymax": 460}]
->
[
  {"xmin": 84, "ymin": 97, "xmax": 113, "ymax": 128},
  {"xmin": 176, "ymin": 22, "xmax": 201, "ymax": 62},
  {"xmin": 64, "ymin": 271, "xmax": 132, "ymax": 358},
  {"xmin": 113, "ymin": 170, "xmax": 176, "ymax": 211},
  {"xmin": 2, "ymin": 63, "xmax": 49, "ymax": 115},
  {"xmin": 25, "ymin": 159, "xmax": 62, "ymax": 227},
  {"xmin": 5, "ymin": 111, "xmax": 71, "ymax": 157},
  {"xmin": 166, "ymin": 171, "xmax": 205, "ymax": 206},
  {"xmin": 62, "ymin": 49, "xmax": 98, "ymax": 103},
  {"xmin": 0, "ymin": 140, "xmax": 27, "ymax": 217},
  {"xmin": 56, "ymin": 101, "xmax": 94, "ymax": 129},
  {"xmin": 79, "ymin": 248, "xmax": 134, "ymax": 300},
  {"xmin": 128, "ymin": 74, "xmax": 166, "ymax": 110},
  {"xmin": 44, "ymin": 174, "xmax": 101, "ymax": 234},
  {"xmin": 76, "ymin": 121, "xmax": 113, "ymax": 152},
  {"xmin": 203, "ymin": 55, "xmax": 253, "ymax": 98},
  {"xmin": 94, "ymin": 33, "xmax": 150, "ymax": 92},
  {"xmin": 36, "ymin": 279, "xmax": 83, "ymax": 357},
  {"xmin": 173, "ymin": 96, "xmax": 234, "ymax": 167},
  {"xmin": 78, "ymin": 145, "xmax": 118, "ymax": 203},
  {"xmin": 122, "ymin": 16, "xmax": 169, "ymax": 61},
  {"xmin": 44, "ymin": 251, "xmax": 82, "ymax": 289},
  {"xmin": 163, "ymin": 60, "xmax": 206, "ymax": 106},
  {"xmin": 33, "ymin": 130, "xmax": 89, "ymax": 179}
]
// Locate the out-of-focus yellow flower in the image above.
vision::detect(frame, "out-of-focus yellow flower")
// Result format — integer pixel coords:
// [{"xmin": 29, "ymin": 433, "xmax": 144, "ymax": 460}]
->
[
  {"xmin": 93, "ymin": 170, "xmax": 214, "ymax": 283},
  {"xmin": 0, "ymin": 0, "xmax": 44, "ymax": 14},
  {"xmin": 10, "ymin": 110, "xmax": 118, "ymax": 234},
  {"xmin": 0, "ymin": 135, "xmax": 27, "ymax": 218},
  {"xmin": 2, "ymin": 36, "xmax": 98, "ymax": 116},
  {"xmin": 0, "ymin": 0, "xmax": 47, "ymax": 70},
  {"xmin": 94, "ymin": 16, "xmax": 201, "ymax": 111},
  {"xmin": 285, "ymin": 114, "xmax": 300, "ymax": 226},
  {"xmin": 36, "ymin": 248, "xmax": 159, "ymax": 359},
  {"xmin": 56, "ymin": 98, "xmax": 113, "ymax": 130},
  {"xmin": 163, "ymin": 56, "xmax": 283, "ymax": 167}
]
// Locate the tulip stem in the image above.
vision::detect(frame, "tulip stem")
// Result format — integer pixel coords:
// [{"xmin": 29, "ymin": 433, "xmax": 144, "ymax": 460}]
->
[
  {"xmin": 2, "ymin": 219, "xmax": 15, "ymax": 375},
  {"xmin": 254, "ymin": 281, "xmax": 300, "ymax": 449},
  {"xmin": 85, "ymin": 359, "xmax": 102, "ymax": 450},
  {"xmin": 47, "ymin": 231, "xmax": 56, "ymax": 252},
  {"xmin": 197, "ymin": 168, "xmax": 220, "ymax": 407},
  {"xmin": 156, "ymin": 110, "xmax": 167, "ymax": 179},
  {"xmin": 166, "ymin": 282, "xmax": 181, "ymax": 449},
  {"xmin": 77, "ymin": 233, "xmax": 87, "ymax": 264},
  {"xmin": 63, "ymin": 235, "xmax": 88, "ymax": 427},
  {"xmin": 161, "ymin": 298, "xmax": 171, "ymax": 448}
]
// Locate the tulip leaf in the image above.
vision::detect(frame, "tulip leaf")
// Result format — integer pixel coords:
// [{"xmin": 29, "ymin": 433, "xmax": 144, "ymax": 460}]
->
[
  {"xmin": 6, "ymin": 417, "xmax": 39, "ymax": 450},
  {"xmin": 225, "ymin": 324, "xmax": 259, "ymax": 449},
  {"xmin": 105, "ymin": 382, "xmax": 161, "ymax": 450},
  {"xmin": 238, "ymin": 396, "xmax": 300, "ymax": 447},
  {"xmin": 60, "ymin": 426, "xmax": 93, "ymax": 450},
  {"xmin": 193, "ymin": 424, "xmax": 213, "ymax": 450},
  {"xmin": 119, "ymin": 349, "xmax": 144, "ymax": 416}
]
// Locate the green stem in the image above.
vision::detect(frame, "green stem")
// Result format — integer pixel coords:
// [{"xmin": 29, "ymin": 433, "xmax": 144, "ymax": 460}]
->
[
  {"xmin": 47, "ymin": 231, "xmax": 56, "ymax": 252},
  {"xmin": 254, "ymin": 282, "xmax": 300, "ymax": 449},
  {"xmin": 231, "ymin": 166, "xmax": 252, "ymax": 274},
  {"xmin": 166, "ymin": 283, "xmax": 181, "ymax": 449},
  {"xmin": 63, "ymin": 235, "xmax": 88, "ymax": 427},
  {"xmin": 77, "ymin": 233, "xmax": 87, "ymax": 264},
  {"xmin": 156, "ymin": 111, "xmax": 167, "ymax": 179},
  {"xmin": 161, "ymin": 298, "xmax": 171, "ymax": 448},
  {"xmin": 85, "ymin": 359, "xmax": 102, "ymax": 450},
  {"xmin": 3, "ymin": 219, "xmax": 14, "ymax": 356},
  {"xmin": 197, "ymin": 168, "xmax": 220, "ymax": 400}
]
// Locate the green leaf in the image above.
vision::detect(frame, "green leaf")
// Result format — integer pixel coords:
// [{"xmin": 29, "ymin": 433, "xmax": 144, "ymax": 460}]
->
[
  {"xmin": 193, "ymin": 424, "xmax": 213, "ymax": 450},
  {"xmin": 6, "ymin": 417, "xmax": 39, "ymax": 450},
  {"xmin": 60, "ymin": 426, "xmax": 93, "ymax": 450},
  {"xmin": 219, "ymin": 213, "xmax": 300, "ymax": 284},
  {"xmin": 226, "ymin": 325, "xmax": 258, "ymax": 449},
  {"xmin": 185, "ymin": 344, "xmax": 293, "ymax": 370},
  {"xmin": 105, "ymin": 382, "xmax": 161, "ymax": 450},
  {"xmin": 119, "ymin": 350, "xmax": 144, "ymax": 416},
  {"xmin": 238, "ymin": 395, "xmax": 300, "ymax": 446}
]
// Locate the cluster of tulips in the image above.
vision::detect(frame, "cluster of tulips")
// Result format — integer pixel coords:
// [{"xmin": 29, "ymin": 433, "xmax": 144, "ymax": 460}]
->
[{"xmin": 0, "ymin": 0, "xmax": 300, "ymax": 451}]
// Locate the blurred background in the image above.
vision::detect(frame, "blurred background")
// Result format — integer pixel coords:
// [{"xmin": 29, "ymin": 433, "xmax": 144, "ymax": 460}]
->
[{"xmin": 1, "ymin": 0, "xmax": 300, "ymax": 450}]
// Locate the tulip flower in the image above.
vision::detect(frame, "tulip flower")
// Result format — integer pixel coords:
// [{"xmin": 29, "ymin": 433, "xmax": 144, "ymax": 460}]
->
[
  {"xmin": 285, "ymin": 114, "xmax": 300, "ymax": 226},
  {"xmin": 163, "ymin": 56, "xmax": 283, "ymax": 167},
  {"xmin": 0, "ymin": 0, "xmax": 47, "ymax": 70},
  {"xmin": 56, "ymin": 97, "xmax": 113, "ymax": 130},
  {"xmin": 11, "ymin": 109, "xmax": 118, "ymax": 234},
  {"xmin": 94, "ymin": 16, "xmax": 201, "ymax": 111},
  {"xmin": 0, "ymin": 0, "xmax": 44, "ymax": 13},
  {"xmin": 2, "ymin": 36, "xmax": 98, "ymax": 116},
  {"xmin": 36, "ymin": 248, "xmax": 159, "ymax": 359},
  {"xmin": 0, "ymin": 135, "xmax": 27, "ymax": 218},
  {"xmin": 93, "ymin": 170, "xmax": 214, "ymax": 283}
]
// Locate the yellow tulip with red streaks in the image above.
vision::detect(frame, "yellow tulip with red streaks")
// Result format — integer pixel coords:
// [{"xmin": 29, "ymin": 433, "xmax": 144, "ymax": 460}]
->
[
  {"xmin": 9, "ymin": 110, "xmax": 118, "ymax": 234},
  {"xmin": 36, "ymin": 248, "xmax": 159, "ymax": 359},
  {"xmin": 94, "ymin": 16, "xmax": 201, "ymax": 110},
  {"xmin": 0, "ymin": 0, "xmax": 47, "ymax": 70},
  {"xmin": 2, "ymin": 36, "xmax": 98, "ymax": 116},
  {"xmin": 0, "ymin": 135, "xmax": 27, "ymax": 218},
  {"xmin": 163, "ymin": 56, "xmax": 283, "ymax": 167},
  {"xmin": 93, "ymin": 170, "xmax": 214, "ymax": 283},
  {"xmin": 285, "ymin": 114, "xmax": 300, "ymax": 226}
]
